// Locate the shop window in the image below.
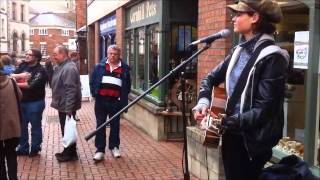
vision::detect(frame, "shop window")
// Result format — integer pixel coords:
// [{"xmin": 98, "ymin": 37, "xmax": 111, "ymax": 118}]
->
[
  {"xmin": 125, "ymin": 30, "xmax": 135, "ymax": 88},
  {"xmin": 272, "ymin": 0, "xmax": 320, "ymax": 169},
  {"xmin": 147, "ymin": 24, "xmax": 160, "ymax": 99},
  {"xmin": 169, "ymin": 24, "xmax": 198, "ymax": 109},
  {"xmin": 125, "ymin": 24, "xmax": 162, "ymax": 100},
  {"xmin": 136, "ymin": 27, "xmax": 146, "ymax": 91}
]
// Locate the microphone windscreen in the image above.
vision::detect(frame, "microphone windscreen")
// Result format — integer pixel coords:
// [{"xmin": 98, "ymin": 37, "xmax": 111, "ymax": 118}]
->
[{"xmin": 220, "ymin": 29, "xmax": 231, "ymax": 38}]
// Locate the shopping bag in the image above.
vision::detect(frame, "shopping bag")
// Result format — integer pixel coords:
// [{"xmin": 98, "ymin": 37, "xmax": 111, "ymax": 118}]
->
[{"xmin": 62, "ymin": 115, "xmax": 78, "ymax": 147}]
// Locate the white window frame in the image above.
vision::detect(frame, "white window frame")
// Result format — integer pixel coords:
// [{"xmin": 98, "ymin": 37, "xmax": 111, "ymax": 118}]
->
[
  {"xmin": 39, "ymin": 28, "xmax": 48, "ymax": 35},
  {"xmin": 30, "ymin": 29, "xmax": 34, "ymax": 35},
  {"xmin": 61, "ymin": 29, "xmax": 69, "ymax": 36}
]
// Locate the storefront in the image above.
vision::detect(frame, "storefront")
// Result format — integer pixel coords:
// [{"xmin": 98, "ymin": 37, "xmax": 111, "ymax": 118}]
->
[
  {"xmin": 270, "ymin": 1, "xmax": 319, "ymax": 175},
  {"xmin": 123, "ymin": 0, "xmax": 198, "ymax": 140},
  {"xmin": 99, "ymin": 14, "xmax": 116, "ymax": 60}
]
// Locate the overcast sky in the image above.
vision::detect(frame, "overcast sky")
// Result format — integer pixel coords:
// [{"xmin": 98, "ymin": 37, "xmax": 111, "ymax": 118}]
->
[{"xmin": 29, "ymin": 0, "xmax": 72, "ymax": 13}]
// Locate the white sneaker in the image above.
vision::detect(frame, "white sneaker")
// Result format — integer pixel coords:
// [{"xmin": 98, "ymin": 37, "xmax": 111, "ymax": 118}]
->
[
  {"xmin": 93, "ymin": 152, "xmax": 105, "ymax": 161},
  {"xmin": 111, "ymin": 147, "xmax": 121, "ymax": 158}
]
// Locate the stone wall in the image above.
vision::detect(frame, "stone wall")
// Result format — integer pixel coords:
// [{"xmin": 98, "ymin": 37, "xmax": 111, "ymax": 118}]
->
[{"xmin": 187, "ymin": 126, "xmax": 225, "ymax": 180}]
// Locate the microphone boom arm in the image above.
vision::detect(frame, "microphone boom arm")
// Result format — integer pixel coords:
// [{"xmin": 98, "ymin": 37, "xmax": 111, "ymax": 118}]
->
[{"xmin": 85, "ymin": 43, "xmax": 212, "ymax": 141}]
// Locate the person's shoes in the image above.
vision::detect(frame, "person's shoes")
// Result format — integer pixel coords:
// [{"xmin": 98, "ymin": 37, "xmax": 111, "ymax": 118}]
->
[
  {"xmin": 16, "ymin": 150, "xmax": 29, "ymax": 156},
  {"xmin": 111, "ymin": 147, "xmax": 121, "ymax": 158},
  {"xmin": 56, "ymin": 152, "xmax": 78, "ymax": 162},
  {"xmin": 93, "ymin": 152, "xmax": 105, "ymax": 162},
  {"xmin": 29, "ymin": 150, "xmax": 40, "ymax": 157}
]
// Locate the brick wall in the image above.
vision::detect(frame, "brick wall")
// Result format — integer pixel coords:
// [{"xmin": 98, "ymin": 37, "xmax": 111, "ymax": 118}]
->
[
  {"xmin": 197, "ymin": 0, "xmax": 233, "ymax": 92},
  {"xmin": 75, "ymin": 0, "xmax": 86, "ymax": 30},
  {"xmin": 116, "ymin": 7, "xmax": 125, "ymax": 58},
  {"xmin": 29, "ymin": 29, "xmax": 76, "ymax": 58}
]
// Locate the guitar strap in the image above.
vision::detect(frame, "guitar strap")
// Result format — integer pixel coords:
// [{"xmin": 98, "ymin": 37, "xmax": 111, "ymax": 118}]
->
[{"xmin": 226, "ymin": 40, "xmax": 274, "ymax": 116}]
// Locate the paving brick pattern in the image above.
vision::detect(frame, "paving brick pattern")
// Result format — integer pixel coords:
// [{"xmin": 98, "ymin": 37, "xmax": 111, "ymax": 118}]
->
[{"xmin": 17, "ymin": 90, "xmax": 198, "ymax": 179}]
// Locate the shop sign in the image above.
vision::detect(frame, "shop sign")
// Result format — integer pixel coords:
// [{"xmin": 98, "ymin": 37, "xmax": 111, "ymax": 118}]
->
[
  {"xmin": 68, "ymin": 38, "xmax": 77, "ymax": 51},
  {"xmin": 293, "ymin": 31, "xmax": 309, "ymax": 69},
  {"xmin": 100, "ymin": 15, "xmax": 116, "ymax": 35},
  {"xmin": 127, "ymin": 0, "xmax": 160, "ymax": 28},
  {"xmin": 80, "ymin": 75, "xmax": 91, "ymax": 99}
]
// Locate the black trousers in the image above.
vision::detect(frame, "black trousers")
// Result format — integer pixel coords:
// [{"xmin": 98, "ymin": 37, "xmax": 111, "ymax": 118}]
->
[
  {"xmin": 222, "ymin": 133, "xmax": 272, "ymax": 180},
  {"xmin": 0, "ymin": 138, "xmax": 19, "ymax": 180},
  {"xmin": 58, "ymin": 112, "xmax": 77, "ymax": 155}
]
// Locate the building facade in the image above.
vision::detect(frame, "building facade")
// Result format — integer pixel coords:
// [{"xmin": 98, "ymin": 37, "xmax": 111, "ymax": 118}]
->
[
  {"xmin": 29, "ymin": 12, "xmax": 76, "ymax": 60},
  {"xmin": 0, "ymin": 0, "xmax": 8, "ymax": 56},
  {"xmin": 75, "ymin": 0, "xmax": 88, "ymax": 74},
  {"xmin": 87, "ymin": 0, "xmax": 198, "ymax": 140},
  {"xmin": 8, "ymin": 0, "xmax": 30, "ymax": 59}
]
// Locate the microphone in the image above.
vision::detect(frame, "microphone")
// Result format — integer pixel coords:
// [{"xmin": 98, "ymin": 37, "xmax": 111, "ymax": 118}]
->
[{"xmin": 188, "ymin": 29, "xmax": 231, "ymax": 46}]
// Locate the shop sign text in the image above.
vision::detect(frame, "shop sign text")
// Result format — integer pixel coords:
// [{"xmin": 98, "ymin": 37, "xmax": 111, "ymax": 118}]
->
[{"xmin": 130, "ymin": 1, "xmax": 158, "ymax": 24}]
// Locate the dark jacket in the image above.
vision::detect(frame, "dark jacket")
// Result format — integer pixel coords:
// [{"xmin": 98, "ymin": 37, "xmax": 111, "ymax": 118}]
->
[
  {"xmin": 14, "ymin": 62, "xmax": 48, "ymax": 102},
  {"xmin": 51, "ymin": 59, "xmax": 81, "ymax": 113},
  {"xmin": 197, "ymin": 34, "xmax": 289, "ymax": 158},
  {"xmin": 90, "ymin": 58, "xmax": 131, "ymax": 109}
]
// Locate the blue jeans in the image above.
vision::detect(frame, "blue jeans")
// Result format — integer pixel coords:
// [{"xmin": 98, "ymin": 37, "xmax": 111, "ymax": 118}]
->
[
  {"xmin": 94, "ymin": 96, "xmax": 121, "ymax": 153},
  {"xmin": 18, "ymin": 100, "xmax": 45, "ymax": 153}
]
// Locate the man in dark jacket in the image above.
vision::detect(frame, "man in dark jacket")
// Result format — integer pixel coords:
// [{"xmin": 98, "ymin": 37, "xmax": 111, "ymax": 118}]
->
[
  {"xmin": 90, "ymin": 45, "xmax": 131, "ymax": 162},
  {"xmin": 51, "ymin": 45, "xmax": 82, "ymax": 162},
  {"xmin": 13, "ymin": 49, "xmax": 48, "ymax": 157},
  {"xmin": 193, "ymin": 0, "xmax": 289, "ymax": 179}
]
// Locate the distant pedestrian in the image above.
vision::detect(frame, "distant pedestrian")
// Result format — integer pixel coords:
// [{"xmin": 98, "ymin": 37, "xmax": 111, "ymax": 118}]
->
[
  {"xmin": 0, "ymin": 55, "xmax": 22, "ymax": 180},
  {"xmin": 1, "ymin": 55, "xmax": 15, "ymax": 75},
  {"xmin": 13, "ymin": 49, "xmax": 48, "ymax": 157},
  {"xmin": 44, "ymin": 57, "xmax": 54, "ymax": 87},
  {"xmin": 51, "ymin": 45, "xmax": 81, "ymax": 162},
  {"xmin": 70, "ymin": 51, "xmax": 80, "ymax": 70},
  {"xmin": 90, "ymin": 45, "xmax": 131, "ymax": 161}
]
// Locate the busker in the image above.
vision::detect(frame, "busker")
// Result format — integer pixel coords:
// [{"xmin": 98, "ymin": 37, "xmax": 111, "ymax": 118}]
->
[{"xmin": 192, "ymin": 0, "xmax": 289, "ymax": 179}]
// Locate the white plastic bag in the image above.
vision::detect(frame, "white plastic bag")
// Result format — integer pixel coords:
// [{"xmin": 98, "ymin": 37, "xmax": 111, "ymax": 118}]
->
[{"xmin": 62, "ymin": 116, "xmax": 78, "ymax": 148}]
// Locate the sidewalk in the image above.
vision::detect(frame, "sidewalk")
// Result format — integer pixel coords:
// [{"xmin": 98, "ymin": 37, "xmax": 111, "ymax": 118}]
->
[{"xmin": 17, "ymin": 89, "xmax": 198, "ymax": 179}]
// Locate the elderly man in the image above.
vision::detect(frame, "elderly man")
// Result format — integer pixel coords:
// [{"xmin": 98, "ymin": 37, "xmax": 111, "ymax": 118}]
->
[
  {"xmin": 51, "ymin": 45, "xmax": 81, "ymax": 162},
  {"xmin": 90, "ymin": 45, "xmax": 131, "ymax": 162}
]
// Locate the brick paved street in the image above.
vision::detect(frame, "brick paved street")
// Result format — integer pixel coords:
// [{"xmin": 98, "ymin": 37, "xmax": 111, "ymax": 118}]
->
[{"xmin": 17, "ymin": 89, "xmax": 198, "ymax": 179}]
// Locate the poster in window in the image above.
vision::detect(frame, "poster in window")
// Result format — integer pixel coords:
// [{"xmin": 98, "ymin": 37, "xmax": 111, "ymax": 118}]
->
[
  {"xmin": 177, "ymin": 26, "xmax": 192, "ymax": 52},
  {"xmin": 293, "ymin": 31, "xmax": 309, "ymax": 69}
]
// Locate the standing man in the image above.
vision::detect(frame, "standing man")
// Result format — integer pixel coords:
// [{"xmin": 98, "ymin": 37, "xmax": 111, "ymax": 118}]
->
[
  {"xmin": 51, "ymin": 45, "xmax": 81, "ymax": 162},
  {"xmin": 90, "ymin": 45, "xmax": 131, "ymax": 161},
  {"xmin": 13, "ymin": 49, "xmax": 47, "ymax": 157},
  {"xmin": 193, "ymin": 0, "xmax": 288, "ymax": 179}
]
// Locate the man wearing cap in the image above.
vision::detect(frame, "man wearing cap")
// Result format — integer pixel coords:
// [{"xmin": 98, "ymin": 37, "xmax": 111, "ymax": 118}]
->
[{"xmin": 193, "ymin": 0, "xmax": 289, "ymax": 179}]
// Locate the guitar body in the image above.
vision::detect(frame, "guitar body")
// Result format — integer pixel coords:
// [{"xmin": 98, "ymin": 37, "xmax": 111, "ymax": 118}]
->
[
  {"xmin": 201, "ymin": 86, "xmax": 226, "ymax": 148},
  {"xmin": 203, "ymin": 125, "xmax": 221, "ymax": 148}
]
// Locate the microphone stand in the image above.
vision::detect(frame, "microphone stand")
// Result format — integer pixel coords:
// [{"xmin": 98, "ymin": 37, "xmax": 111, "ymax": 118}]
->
[{"xmin": 85, "ymin": 43, "xmax": 211, "ymax": 179}]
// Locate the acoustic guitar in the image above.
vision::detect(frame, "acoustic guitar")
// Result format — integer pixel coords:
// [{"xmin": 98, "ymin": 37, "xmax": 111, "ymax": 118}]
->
[{"xmin": 201, "ymin": 112, "xmax": 224, "ymax": 148}]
